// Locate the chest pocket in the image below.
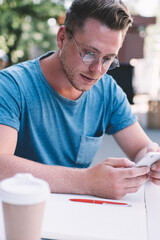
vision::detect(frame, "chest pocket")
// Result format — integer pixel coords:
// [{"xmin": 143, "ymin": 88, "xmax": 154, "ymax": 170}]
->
[{"xmin": 76, "ymin": 134, "xmax": 104, "ymax": 167}]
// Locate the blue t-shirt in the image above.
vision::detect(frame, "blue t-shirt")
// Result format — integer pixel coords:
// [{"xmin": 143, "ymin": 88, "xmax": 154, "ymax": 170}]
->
[{"xmin": 0, "ymin": 52, "xmax": 137, "ymax": 168}]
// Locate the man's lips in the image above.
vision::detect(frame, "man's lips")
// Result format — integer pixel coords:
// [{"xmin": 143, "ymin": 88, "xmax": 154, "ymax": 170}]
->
[{"xmin": 80, "ymin": 74, "xmax": 96, "ymax": 82}]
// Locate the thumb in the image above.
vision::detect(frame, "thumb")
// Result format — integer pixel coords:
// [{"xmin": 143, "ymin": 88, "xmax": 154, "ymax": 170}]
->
[
  {"xmin": 104, "ymin": 157, "xmax": 135, "ymax": 168},
  {"xmin": 146, "ymin": 142, "xmax": 160, "ymax": 153}
]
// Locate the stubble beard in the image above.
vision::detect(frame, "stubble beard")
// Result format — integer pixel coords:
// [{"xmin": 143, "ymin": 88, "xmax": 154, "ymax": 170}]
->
[{"xmin": 60, "ymin": 50, "xmax": 95, "ymax": 92}]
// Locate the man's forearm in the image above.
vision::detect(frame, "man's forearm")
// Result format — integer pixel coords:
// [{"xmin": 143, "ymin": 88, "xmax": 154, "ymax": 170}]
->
[
  {"xmin": 0, "ymin": 153, "xmax": 152, "ymax": 199},
  {"xmin": 0, "ymin": 153, "xmax": 90, "ymax": 195}
]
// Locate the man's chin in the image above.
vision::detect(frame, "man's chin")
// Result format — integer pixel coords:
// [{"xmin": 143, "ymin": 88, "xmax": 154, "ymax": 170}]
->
[{"xmin": 75, "ymin": 86, "xmax": 93, "ymax": 92}]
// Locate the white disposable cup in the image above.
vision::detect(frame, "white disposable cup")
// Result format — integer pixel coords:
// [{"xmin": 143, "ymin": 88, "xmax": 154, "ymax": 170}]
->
[{"xmin": 0, "ymin": 173, "xmax": 50, "ymax": 240}]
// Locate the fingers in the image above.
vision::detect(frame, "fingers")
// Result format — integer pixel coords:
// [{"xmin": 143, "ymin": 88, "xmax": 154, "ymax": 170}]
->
[
  {"xmin": 151, "ymin": 161, "xmax": 160, "ymax": 171},
  {"xmin": 104, "ymin": 167, "xmax": 148, "ymax": 199},
  {"xmin": 88, "ymin": 158, "xmax": 151, "ymax": 199},
  {"xmin": 150, "ymin": 170, "xmax": 160, "ymax": 179},
  {"xmin": 123, "ymin": 185, "xmax": 142, "ymax": 195},
  {"xmin": 147, "ymin": 142, "xmax": 160, "ymax": 153},
  {"xmin": 110, "ymin": 184, "xmax": 144, "ymax": 200},
  {"xmin": 104, "ymin": 158, "xmax": 150, "ymax": 178},
  {"xmin": 119, "ymin": 166, "xmax": 150, "ymax": 179},
  {"xmin": 150, "ymin": 178, "xmax": 160, "ymax": 185},
  {"xmin": 123, "ymin": 174, "xmax": 149, "ymax": 188},
  {"xmin": 104, "ymin": 157, "xmax": 135, "ymax": 168},
  {"xmin": 149, "ymin": 161, "xmax": 160, "ymax": 185}
]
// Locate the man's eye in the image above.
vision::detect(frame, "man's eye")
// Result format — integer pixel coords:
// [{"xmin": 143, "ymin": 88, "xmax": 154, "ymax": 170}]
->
[
  {"xmin": 85, "ymin": 51, "xmax": 96, "ymax": 56},
  {"xmin": 104, "ymin": 57, "xmax": 112, "ymax": 62}
]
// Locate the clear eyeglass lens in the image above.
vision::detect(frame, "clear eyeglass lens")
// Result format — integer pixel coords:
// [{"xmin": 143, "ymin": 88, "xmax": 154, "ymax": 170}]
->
[
  {"xmin": 82, "ymin": 53, "xmax": 120, "ymax": 70},
  {"xmin": 82, "ymin": 53, "xmax": 98, "ymax": 65},
  {"xmin": 107, "ymin": 58, "xmax": 120, "ymax": 70}
]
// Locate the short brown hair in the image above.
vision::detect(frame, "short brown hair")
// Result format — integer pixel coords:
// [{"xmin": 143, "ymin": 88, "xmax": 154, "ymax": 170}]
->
[{"xmin": 64, "ymin": 0, "xmax": 132, "ymax": 39}]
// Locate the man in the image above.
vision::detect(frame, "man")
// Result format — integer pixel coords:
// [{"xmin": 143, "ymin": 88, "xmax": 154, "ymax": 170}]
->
[{"xmin": 0, "ymin": 0, "xmax": 160, "ymax": 200}]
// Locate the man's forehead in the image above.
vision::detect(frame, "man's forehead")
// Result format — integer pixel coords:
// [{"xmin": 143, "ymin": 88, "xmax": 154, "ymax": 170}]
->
[
  {"xmin": 75, "ymin": 18, "xmax": 123, "ymax": 43},
  {"xmin": 81, "ymin": 18, "xmax": 112, "ymax": 34},
  {"xmin": 74, "ymin": 18, "xmax": 123, "ymax": 54}
]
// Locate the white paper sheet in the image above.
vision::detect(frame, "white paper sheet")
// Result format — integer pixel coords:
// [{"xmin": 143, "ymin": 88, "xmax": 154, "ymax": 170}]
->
[{"xmin": 42, "ymin": 186, "xmax": 147, "ymax": 240}]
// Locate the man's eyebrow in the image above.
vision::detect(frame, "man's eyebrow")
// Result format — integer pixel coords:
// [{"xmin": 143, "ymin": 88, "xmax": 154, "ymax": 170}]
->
[
  {"xmin": 84, "ymin": 44, "xmax": 117, "ymax": 57},
  {"xmin": 104, "ymin": 54, "xmax": 118, "ymax": 58}
]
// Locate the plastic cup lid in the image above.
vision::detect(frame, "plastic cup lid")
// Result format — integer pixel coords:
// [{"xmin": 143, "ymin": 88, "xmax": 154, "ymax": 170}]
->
[{"xmin": 0, "ymin": 173, "xmax": 50, "ymax": 205}]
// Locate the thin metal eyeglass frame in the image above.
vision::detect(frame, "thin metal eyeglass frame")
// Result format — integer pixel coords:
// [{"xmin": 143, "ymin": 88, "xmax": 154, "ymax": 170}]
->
[{"xmin": 68, "ymin": 30, "xmax": 120, "ymax": 70}]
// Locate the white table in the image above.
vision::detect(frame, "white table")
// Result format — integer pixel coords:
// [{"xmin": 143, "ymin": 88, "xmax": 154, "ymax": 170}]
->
[
  {"xmin": 0, "ymin": 182, "xmax": 160, "ymax": 240},
  {"xmin": 145, "ymin": 181, "xmax": 160, "ymax": 240},
  {"xmin": 41, "ymin": 188, "xmax": 147, "ymax": 240}
]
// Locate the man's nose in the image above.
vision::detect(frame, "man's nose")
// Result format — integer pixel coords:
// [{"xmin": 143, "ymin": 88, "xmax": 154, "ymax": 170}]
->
[{"xmin": 89, "ymin": 60, "xmax": 103, "ymax": 73}]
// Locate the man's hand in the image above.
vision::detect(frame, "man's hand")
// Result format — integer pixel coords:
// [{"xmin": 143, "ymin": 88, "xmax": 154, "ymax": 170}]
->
[
  {"xmin": 146, "ymin": 142, "xmax": 160, "ymax": 186},
  {"xmin": 150, "ymin": 162, "xmax": 160, "ymax": 185},
  {"xmin": 86, "ymin": 158, "xmax": 149, "ymax": 199}
]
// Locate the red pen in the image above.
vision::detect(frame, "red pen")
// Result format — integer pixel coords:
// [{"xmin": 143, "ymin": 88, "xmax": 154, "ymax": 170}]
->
[{"xmin": 70, "ymin": 198, "xmax": 131, "ymax": 207}]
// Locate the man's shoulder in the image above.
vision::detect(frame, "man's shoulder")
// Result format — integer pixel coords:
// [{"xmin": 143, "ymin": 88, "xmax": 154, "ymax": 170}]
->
[
  {"xmin": 0, "ymin": 51, "xmax": 54, "ymax": 80},
  {"xmin": 0, "ymin": 56, "xmax": 40, "ymax": 88},
  {"xmin": 0, "ymin": 60, "xmax": 32, "ymax": 80}
]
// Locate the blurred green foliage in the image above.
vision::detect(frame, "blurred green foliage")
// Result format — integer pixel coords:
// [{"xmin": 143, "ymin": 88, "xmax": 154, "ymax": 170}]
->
[{"xmin": 0, "ymin": 0, "xmax": 66, "ymax": 65}]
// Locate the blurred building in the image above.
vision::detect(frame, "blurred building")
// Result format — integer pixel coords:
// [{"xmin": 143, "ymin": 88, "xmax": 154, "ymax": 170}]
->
[
  {"xmin": 108, "ymin": 15, "xmax": 156, "ymax": 104},
  {"xmin": 119, "ymin": 16, "xmax": 156, "ymax": 63}
]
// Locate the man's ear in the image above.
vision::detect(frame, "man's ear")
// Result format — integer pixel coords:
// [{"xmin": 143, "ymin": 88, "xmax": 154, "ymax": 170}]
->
[{"xmin": 57, "ymin": 26, "xmax": 67, "ymax": 49}]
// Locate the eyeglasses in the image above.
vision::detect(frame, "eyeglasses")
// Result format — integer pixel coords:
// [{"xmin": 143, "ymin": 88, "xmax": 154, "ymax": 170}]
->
[{"xmin": 68, "ymin": 30, "xmax": 120, "ymax": 71}]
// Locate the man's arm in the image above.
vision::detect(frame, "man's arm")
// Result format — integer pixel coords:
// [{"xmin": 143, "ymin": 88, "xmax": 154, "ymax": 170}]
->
[
  {"xmin": 0, "ymin": 124, "xmax": 150, "ymax": 199},
  {"xmin": 0, "ymin": 125, "xmax": 90, "ymax": 194},
  {"xmin": 113, "ymin": 122, "xmax": 159, "ymax": 162},
  {"xmin": 113, "ymin": 121, "xmax": 160, "ymax": 186}
]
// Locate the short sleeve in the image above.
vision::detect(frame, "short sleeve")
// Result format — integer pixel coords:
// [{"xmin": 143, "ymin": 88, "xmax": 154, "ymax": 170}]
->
[
  {"xmin": 105, "ymin": 79, "xmax": 137, "ymax": 135},
  {"xmin": 0, "ymin": 70, "xmax": 21, "ymax": 131}
]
